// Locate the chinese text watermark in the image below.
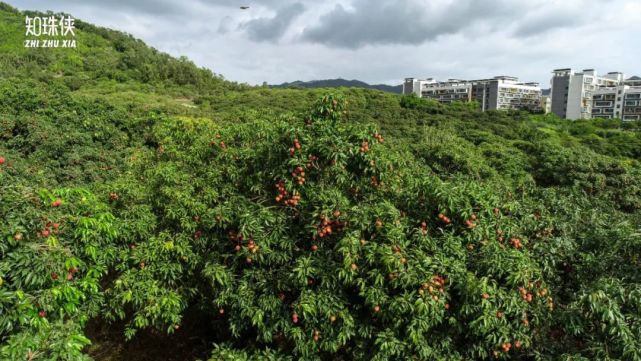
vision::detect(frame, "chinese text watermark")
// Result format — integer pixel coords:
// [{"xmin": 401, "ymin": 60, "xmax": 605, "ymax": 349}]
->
[{"xmin": 24, "ymin": 15, "xmax": 77, "ymax": 48}]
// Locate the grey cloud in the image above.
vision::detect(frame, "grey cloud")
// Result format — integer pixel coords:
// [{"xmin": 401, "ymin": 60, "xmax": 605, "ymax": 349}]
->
[
  {"xmin": 6, "ymin": 0, "xmax": 640, "ymax": 87},
  {"xmin": 513, "ymin": 11, "xmax": 586, "ymax": 38},
  {"xmin": 301, "ymin": 0, "xmax": 530, "ymax": 48},
  {"xmin": 218, "ymin": 16, "xmax": 233, "ymax": 34},
  {"xmin": 16, "ymin": 0, "xmax": 194, "ymax": 17},
  {"xmin": 242, "ymin": 2, "xmax": 305, "ymax": 42}
]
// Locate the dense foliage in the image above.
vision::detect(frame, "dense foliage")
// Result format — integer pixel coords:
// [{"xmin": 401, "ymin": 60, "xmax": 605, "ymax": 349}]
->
[{"xmin": 1, "ymin": 3, "xmax": 641, "ymax": 360}]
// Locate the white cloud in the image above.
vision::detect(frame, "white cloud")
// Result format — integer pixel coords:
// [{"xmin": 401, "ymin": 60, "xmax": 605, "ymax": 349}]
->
[{"xmin": 9, "ymin": 0, "xmax": 641, "ymax": 86}]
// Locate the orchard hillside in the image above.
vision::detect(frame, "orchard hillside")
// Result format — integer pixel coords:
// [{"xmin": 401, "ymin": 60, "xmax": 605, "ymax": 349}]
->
[{"xmin": 1, "ymin": 3, "xmax": 641, "ymax": 361}]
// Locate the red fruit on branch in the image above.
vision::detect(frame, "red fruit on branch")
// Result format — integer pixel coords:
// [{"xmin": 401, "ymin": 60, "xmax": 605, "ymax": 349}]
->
[
  {"xmin": 501, "ymin": 342, "xmax": 511, "ymax": 352},
  {"xmin": 38, "ymin": 310, "xmax": 46, "ymax": 318},
  {"xmin": 311, "ymin": 245, "xmax": 318, "ymax": 252},
  {"xmin": 218, "ymin": 308, "xmax": 225, "ymax": 315},
  {"xmin": 514, "ymin": 340, "xmax": 521, "ymax": 349},
  {"xmin": 14, "ymin": 233, "xmax": 22, "ymax": 241},
  {"xmin": 51, "ymin": 199, "xmax": 62, "ymax": 207},
  {"xmin": 0, "ymin": 156, "xmax": 5, "ymax": 165},
  {"xmin": 373, "ymin": 305, "xmax": 381, "ymax": 313},
  {"xmin": 291, "ymin": 312, "xmax": 299, "ymax": 323},
  {"xmin": 496, "ymin": 311, "xmax": 504, "ymax": 318},
  {"xmin": 41, "ymin": 229, "xmax": 50, "ymax": 237},
  {"xmin": 109, "ymin": 192, "xmax": 119, "ymax": 201},
  {"xmin": 51, "ymin": 272, "xmax": 58, "ymax": 280}
]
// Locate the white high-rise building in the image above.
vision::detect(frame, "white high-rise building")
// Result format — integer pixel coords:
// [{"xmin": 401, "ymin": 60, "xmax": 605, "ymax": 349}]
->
[
  {"xmin": 550, "ymin": 68, "xmax": 623, "ymax": 119},
  {"xmin": 403, "ymin": 76, "xmax": 542, "ymax": 112},
  {"xmin": 592, "ymin": 85, "xmax": 641, "ymax": 121}
]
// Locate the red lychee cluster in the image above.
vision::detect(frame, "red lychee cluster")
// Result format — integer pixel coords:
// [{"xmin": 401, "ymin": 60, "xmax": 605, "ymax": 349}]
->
[
  {"xmin": 315, "ymin": 213, "xmax": 345, "ymax": 238},
  {"xmin": 373, "ymin": 132, "xmax": 385, "ymax": 143},
  {"xmin": 518, "ymin": 286, "xmax": 533, "ymax": 303},
  {"xmin": 292, "ymin": 166, "xmax": 306, "ymax": 185},
  {"xmin": 289, "ymin": 138, "xmax": 301, "ymax": 156},
  {"xmin": 437, "ymin": 213, "xmax": 451, "ymax": 225},
  {"xmin": 464, "ymin": 214, "xmax": 477, "ymax": 229},
  {"xmin": 359, "ymin": 140, "xmax": 370, "ymax": 153},
  {"xmin": 419, "ymin": 274, "xmax": 446, "ymax": 302},
  {"xmin": 510, "ymin": 237, "xmax": 522, "ymax": 249},
  {"xmin": 419, "ymin": 221, "xmax": 428, "ymax": 235},
  {"xmin": 37, "ymin": 221, "xmax": 61, "ymax": 238},
  {"xmin": 274, "ymin": 180, "xmax": 301, "ymax": 206}
]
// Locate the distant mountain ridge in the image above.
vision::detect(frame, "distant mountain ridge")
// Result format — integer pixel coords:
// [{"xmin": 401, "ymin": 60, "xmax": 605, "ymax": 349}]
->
[{"xmin": 272, "ymin": 78, "xmax": 403, "ymax": 94}]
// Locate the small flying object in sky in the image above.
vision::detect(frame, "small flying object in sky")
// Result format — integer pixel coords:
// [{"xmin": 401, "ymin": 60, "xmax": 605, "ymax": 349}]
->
[{"xmin": 240, "ymin": 6, "xmax": 250, "ymax": 10}]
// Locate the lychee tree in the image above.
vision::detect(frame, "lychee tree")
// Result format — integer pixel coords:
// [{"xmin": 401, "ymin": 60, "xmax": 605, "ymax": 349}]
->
[
  {"xmin": 0, "ymin": 166, "xmax": 118, "ymax": 360},
  {"xmin": 101, "ymin": 95, "xmax": 555, "ymax": 360}
]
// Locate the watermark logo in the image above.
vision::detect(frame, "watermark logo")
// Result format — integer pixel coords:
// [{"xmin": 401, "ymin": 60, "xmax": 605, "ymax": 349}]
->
[{"xmin": 24, "ymin": 15, "xmax": 77, "ymax": 48}]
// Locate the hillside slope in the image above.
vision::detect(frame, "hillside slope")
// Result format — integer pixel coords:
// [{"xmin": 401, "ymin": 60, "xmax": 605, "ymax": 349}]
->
[{"xmin": 1, "ymin": 3, "xmax": 641, "ymax": 361}]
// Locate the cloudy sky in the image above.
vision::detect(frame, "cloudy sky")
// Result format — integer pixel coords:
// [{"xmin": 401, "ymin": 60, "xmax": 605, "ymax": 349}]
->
[{"xmin": 10, "ymin": 0, "xmax": 641, "ymax": 86}]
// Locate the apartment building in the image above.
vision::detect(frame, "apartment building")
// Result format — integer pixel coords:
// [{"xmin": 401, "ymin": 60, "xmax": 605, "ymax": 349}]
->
[
  {"xmin": 592, "ymin": 85, "xmax": 641, "ymax": 121},
  {"xmin": 403, "ymin": 76, "xmax": 542, "ymax": 112},
  {"xmin": 550, "ymin": 68, "xmax": 623, "ymax": 119},
  {"xmin": 625, "ymin": 76, "xmax": 641, "ymax": 87}
]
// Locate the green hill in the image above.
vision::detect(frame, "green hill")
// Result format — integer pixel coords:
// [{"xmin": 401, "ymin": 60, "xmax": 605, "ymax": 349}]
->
[
  {"xmin": 1, "ymin": 3, "xmax": 641, "ymax": 361},
  {"xmin": 272, "ymin": 79, "xmax": 403, "ymax": 94}
]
